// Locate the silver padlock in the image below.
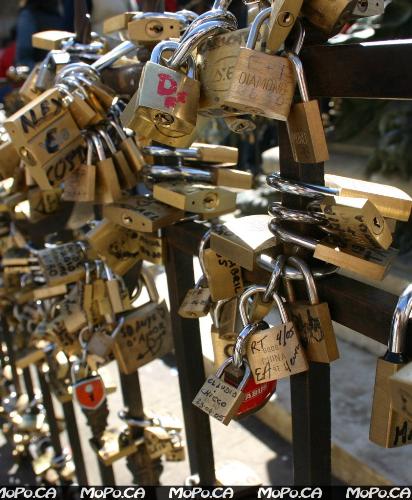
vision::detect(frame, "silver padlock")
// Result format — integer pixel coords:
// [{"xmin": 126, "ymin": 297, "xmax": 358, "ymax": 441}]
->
[{"xmin": 83, "ymin": 317, "xmax": 125, "ymax": 359}]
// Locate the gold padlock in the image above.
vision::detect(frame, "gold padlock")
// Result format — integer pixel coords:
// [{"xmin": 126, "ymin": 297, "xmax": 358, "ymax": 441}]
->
[
  {"xmin": 224, "ymin": 8, "xmax": 296, "ymax": 120},
  {"xmin": 103, "ymin": 196, "xmax": 184, "ymax": 233},
  {"xmin": 127, "ymin": 12, "xmax": 184, "ymax": 43},
  {"xmin": 32, "ymin": 30, "xmax": 75, "ymax": 50},
  {"xmin": 153, "ymin": 182, "xmax": 236, "ymax": 215},
  {"xmin": 266, "ymin": 0, "xmax": 304, "ymax": 52},
  {"xmin": 210, "ymin": 215, "xmax": 279, "ymax": 271},
  {"xmin": 121, "ymin": 41, "xmax": 200, "ymax": 148},
  {"xmin": 370, "ymin": 284, "xmax": 412, "ymax": 448}
]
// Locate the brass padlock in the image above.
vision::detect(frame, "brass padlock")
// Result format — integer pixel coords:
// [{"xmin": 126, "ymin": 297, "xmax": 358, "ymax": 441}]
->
[
  {"xmin": 178, "ymin": 276, "xmax": 211, "ymax": 319},
  {"xmin": 28, "ymin": 187, "xmax": 62, "ymax": 222},
  {"xmin": 370, "ymin": 284, "xmax": 412, "ymax": 448},
  {"xmin": 153, "ymin": 182, "xmax": 236, "ymax": 215},
  {"xmin": 92, "ymin": 134, "xmax": 122, "ymax": 205},
  {"xmin": 319, "ymin": 196, "xmax": 392, "ymax": 250},
  {"xmin": 196, "ymin": 28, "xmax": 250, "ymax": 116},
  {"xmin": 224, "ymin": 8, "xmax": 296, "ymax": 120},
  {"xmin": 193, "ymin": 356, "xmax": 251, "ymax": 425},
  {"xmin": 62, "ymin": 137, "xmax": 96, "ymax": 202},
  {"xmin": 56, "ymin": 83, "xmax": 98, "ymax": 130},
  {"xmin": 127, "ymin": 12, "xmax": 184, "ymax": 43},
  {"xmin": 0, "ymin": 141, "xmax": 20, "ymax": 180},
  {"xmin": 32, "ymin": 30, "xmax": 74, "ymax": 50},
  {"xmin": 109, "ymin": 120, "xmax": 145, "ymax": 176},
  {"xmin": 121, "ymin": 41, "xmax": 200, "ymax": 147},
  {"xmin": 93, "ymin": 428, "xmax": 142, "ymax": 466},
  {"xmin": 137, "ymin": 231, "xmax": 166, "ymax": 265},
  {"xmin": 286, "ymin": 51, "xmax": 329, "ymax": 164},
  {"xmin": 271, "ymin": 221, "xmax": 397, "ymax": 281},
  {"xmin": 144, "ymin": 426, "xmax": 173, "ymax": 459},
  {"xmin": 85, "ymin": 219, "xmax": 141, "ymax": 276},
  {"xmin": 85, "ymin": 318, "xmax": 124, "ymax": 360},
  {"xmin": 203, "ymin": 248, "xmax": 244, "ymax": 301},
  {"xmin": 210, "ymin": 215, "xmax": 279, "ymax": 271},
  {"xmin": 113, "ymin": 266, "xmax": 173, "ymax": 374},
  {"xmin": 266, "ymin": 0, "xmax": 303, "ymax": 52},
  {"xmin": 37, "ymin": 241, "xmax": 87, "ymax": 286},
  {"xmin": 324, "ymin": 174, "xmax": 412, "ymax": 222},
  {"xmin": 285, "ymin": 257, "xmax": 339, "ymax": 364},
  {"xmin": 103, "ymin": 196, "xmax": 184, "ymax": 233}
]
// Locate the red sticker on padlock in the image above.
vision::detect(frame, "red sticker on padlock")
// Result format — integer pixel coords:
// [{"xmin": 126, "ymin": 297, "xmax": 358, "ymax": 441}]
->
[
  {"xmin": 73, "ymin": 375, "xmax": 106, "ymax": 410},
  {"xmin": 224, "ymin": 372, "xmax": 277, "ymax": 419}
]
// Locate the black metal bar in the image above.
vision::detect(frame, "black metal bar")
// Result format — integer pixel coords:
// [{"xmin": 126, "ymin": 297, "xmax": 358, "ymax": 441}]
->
[
  {"xmin": 164, "ymin": 234, "xmax": 216, "ymax": 485},
  {"xmin": 97, "ymin": 457, "xmax": 116, "ymax": 485},
  {"xmin": 278, "ymin": 122, "xmax": 331, "ymax": 485},
  {"xmin": 36, "ymin": 367, "xmax": 63, "ymax": 457},
  {"xmin": 1, "ymin": 315, "xmax": 22, "ymax": 395},
  {"xmin": 61, "ymin": 401, "xmax": 89, "ymax": 485},
  {"xmin": 119, "ymin": 370, "xmax": 163, "ymax": 485},
  {"xmin": 302, "ymin": 39, "xmax": 412, "ymax": 99},
  {"xmin": 23, "ymin": 367, "xmax": 35, "ymax": 402}
]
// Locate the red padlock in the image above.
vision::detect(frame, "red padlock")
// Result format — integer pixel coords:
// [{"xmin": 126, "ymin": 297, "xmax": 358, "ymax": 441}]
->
[
  {"xmin": 72, "ymin": 363, "xmax": 106, "ymax": 411},
  {"xmin": 223, "ymin": 320, "xmax": 277, "ymax": 419}
]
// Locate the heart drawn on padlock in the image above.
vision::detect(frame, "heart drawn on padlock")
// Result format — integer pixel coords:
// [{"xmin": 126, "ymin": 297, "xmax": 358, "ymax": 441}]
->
[{"xmin": 73, "ymin": 375, "xmax": 106, "ymax": 410}]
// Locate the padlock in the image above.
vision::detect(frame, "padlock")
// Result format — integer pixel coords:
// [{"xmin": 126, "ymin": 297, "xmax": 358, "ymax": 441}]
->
[
  {"xmin": 322, "ymin": 174, "xmax": 412, "ymax": 222},
  {"xmin": 71, "ymin": 361, "xmax": 106, "ymax": 411},
  {"xmin": 98, "ymin": 128, "xmax": 137, "ymax": 190},
  {"xmin": 144, "ymin": 426, "xmax": 173, "ymax": 459},
  {"xmin": 0, "ymin": 141, "xmax": 20, "ymax": 181},
  {"xmin": 103, "ymin": 263, "xmax": 128, "ymax": 314},
  {"xmin": 318, "ymin": 195, "xmax": 392, "ymax": 250},
  {"xmin": 62, "ymin": 136, "xmax": 96, "ymax": 202},
  {"xmin": 103, "ymin": 195, "xmax": 184, "ymax": 233},
  {"xmin": 192, "ymin": 355, "xmax": 252, "ymax": 425},
  {"xmin": 121, "ymin": 40, "xmax": 200, "ymax": 148},
  {"xmin": 91, "ymin": 133, "xmax": 122, "ymax": 204},
  {"xmin": 196, "ymin": 28, "xmax": 250, "ymax": 116},
  {"xmin": 239, "ymin": 285, "xmax": 309, "ymax": 383},
  {"xmin": 85, "ymin": 219, "xmax": 141, "ymax": 276},
  {"xmin": 92, "ymin": 260, "xmax": 115, "ymax": 324},
  {"xmin": 56, "ymin": 83, "xmax": 98, "ymax": 130},
  {"xmin": 93, "ymin": 428, "xmax": 142, "ymax": 466},
  {"xmin": 109, "ymin": 120, "xmax": 146, "ymax": 176},
  {"xmin": 32, "ymin": 30, "xmax": 75, "ymax": 50},
  {"xmin": 127, "ymin": 12, "xmax": 185, "ymax": 43},
  {"xmin": 203, "ymin": 248, "xmax": 244, "ymax": 301},
  {"xmin": 178, "ymin": 276, "xmax": 211, "ymax": 319},
  {"xmin": 271, "ymin": 221, "xmax": 397, "ymax": 281},
  {"xmin": 113, "ymin": 266, "xmax": 173, "ymax": 374},
  {"xmin": 142, "ymin": 143, "xmax": 239, "ymax": 166},
  {"xmin": 210, "ymin": 215, "xmax": 279, "ymax": 271},
  {"xmin": 370, "ymin": 284, "xmax": 412, "ymax": 448},
  {"xmin": 284, "ymin": 256, "xmax": 339, "ymax": 363},
  {"xmin": 224, "ymin": 8, "xmax": 296, "ymax": 120},
  {"xmin": 266, "ymin": 0, "xmax": 304, "ymax": 52},
  {"xmin": 86, "ymin": 318, "xmax": 125, "ymax": 359},
  {"xmin": 37, "ymin": 241, "xmax": 87, "ymax": 286},
  {"xmin": 28, "ymin": 187, "xmax": 62, "ymax": 222},
  {"xmin": 153, "ymin": 182, "xmax": 236, "ymax": 215},
  {"xmin": 137, "ymin": 231, "xmax": 165, "ymax": 265},
  {"xmin": 302, "ymin": 0, "xmax": 384, "ymax": 35},
  {"xmin": 286, "ymin": 51, "xmax": 329, "ymax": 164}
]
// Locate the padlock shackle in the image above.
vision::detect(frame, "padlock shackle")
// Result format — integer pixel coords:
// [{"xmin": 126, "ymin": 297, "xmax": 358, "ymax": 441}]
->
[
  {"xmin": 215, "ymin": 355, "xmax": 251, "ymax": 392},
  {"xmin": 286, "ymin": 52, "xmax": 309, "ymax": 103},
  {"xmin": 90, "ymin": 133, "xmax": 106, "ymax": 161},
  {"xmin": 198, "ymin": 229, "xmax": 211, "ymax": 280},
  {"xmin": 387, "ymin": 283, "xmax": 412, "ymax": 357},
  {"xmin": 233, "ymin": 321, "xmax": 268, "ymax": 368},
  {"xmin": 246, "ymin": 7, "xmax": 271, "ymax": 49},
  {"xmin": 62, "ymin": 75, "xmax": 89, "ymax": 99},
  {"xmin": 212, "ymin": 298, "xmax": 231, "ymax": 328},
  {"xmin": 168, "ymin": 20, "xmax": 235, "ymax": 69},
  {"xmin": 86, "ymin": 137, "xmax": 94, "ymax": 166},
  {"xmin": 269, "ymin": 221, "xmax": 318, "ymax": 250},
  {"xmin": 180, "ymin": 8, "xmax": 237, "ymax": 43},
  {"xmin": 239, "ymin": 284, "xmax": 289, "ymax": 326},
  {"xmin": 267, "ymin": 172, "xmax": 327, "ymax": 199},
  {"xmin": 213, "ymin": 0, "xmax": 232, "ymax": 9},
  {"xmin": 91, "ymin": 40, "xmax": 137, "ymax": 72},
  {"xmin": 263, "ymin": 254, "xmax": 287, "ymax": 302},
  {"xmin": 286, "ymin": 256, "xmax": 319, "ymax": 305},
  {"xmin": 141, "ymin": 263, "xmax": 160, "ymax": 304},
  {"xmin": 97, "ymin": 128, "xmax": 117, "ymax": 155},
  {"xmin": 109, "ymin": 120, "xmax": 127, "ymax": 141}
]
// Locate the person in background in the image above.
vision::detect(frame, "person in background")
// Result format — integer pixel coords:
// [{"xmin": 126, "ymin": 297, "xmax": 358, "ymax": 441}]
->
[{"xmin": 15, "ymin": 0, "xmax": 64, "ymax": 68}]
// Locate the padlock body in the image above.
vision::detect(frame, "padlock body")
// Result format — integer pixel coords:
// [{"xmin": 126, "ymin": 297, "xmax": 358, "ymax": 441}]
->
[
  {"xmin": 389, "ymin": 362, "xmax": 412, "ymax": 422},
  {"xmin": 224, "ymin": 48, "xmax": 295, "ymax": 120},
  {"xmin": 288, "ymin": 301, "xmax": 339, "ymax": 363},
  {"xmin": 178, "ymin": 287, "xmax": 211, "ymax": 318},
  {"xmin": 122, "ymin": 62, "xmax": 200, "ymax": 147},
  {"xmin": 370, "ymin": 358, "xmax": 412, "ymax": 448},
  {"xmin": 203, "ymin": 248, "xmax": 243, "ymax": 301},
  {"xmin": 301, "ymin": 0, "xmax": 357, "ymax": 35},
  {"xmin": 62, "ymin": 163, "xmax": 96, "ymax": 202},
  {"xmin": 287, "ymin": 100, "xmax": 329, "ymax": 164},
  {"xmin": 73, "ymin": 375, "xmax": 106, "ymax": 410}
]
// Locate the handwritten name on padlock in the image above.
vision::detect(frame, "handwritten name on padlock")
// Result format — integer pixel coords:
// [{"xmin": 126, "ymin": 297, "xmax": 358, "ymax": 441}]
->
[{"xmin": 246, "ymin": 322, "xmax": 308, "ymax": 383}]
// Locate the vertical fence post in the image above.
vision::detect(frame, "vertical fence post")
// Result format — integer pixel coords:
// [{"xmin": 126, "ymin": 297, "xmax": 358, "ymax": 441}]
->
[
  {"xmin": 165, "ymin": 237, "xmax": 216, "ymax": 484},
  {"xmin": 278, "ymin": 123, "xmax": 332, "ymax": 484}
]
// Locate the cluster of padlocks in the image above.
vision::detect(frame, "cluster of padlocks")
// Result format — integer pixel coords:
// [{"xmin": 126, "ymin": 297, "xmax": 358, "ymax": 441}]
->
[{"xmin": 0, "ymin": 0, "xmax": 411, "ymax": 486}]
